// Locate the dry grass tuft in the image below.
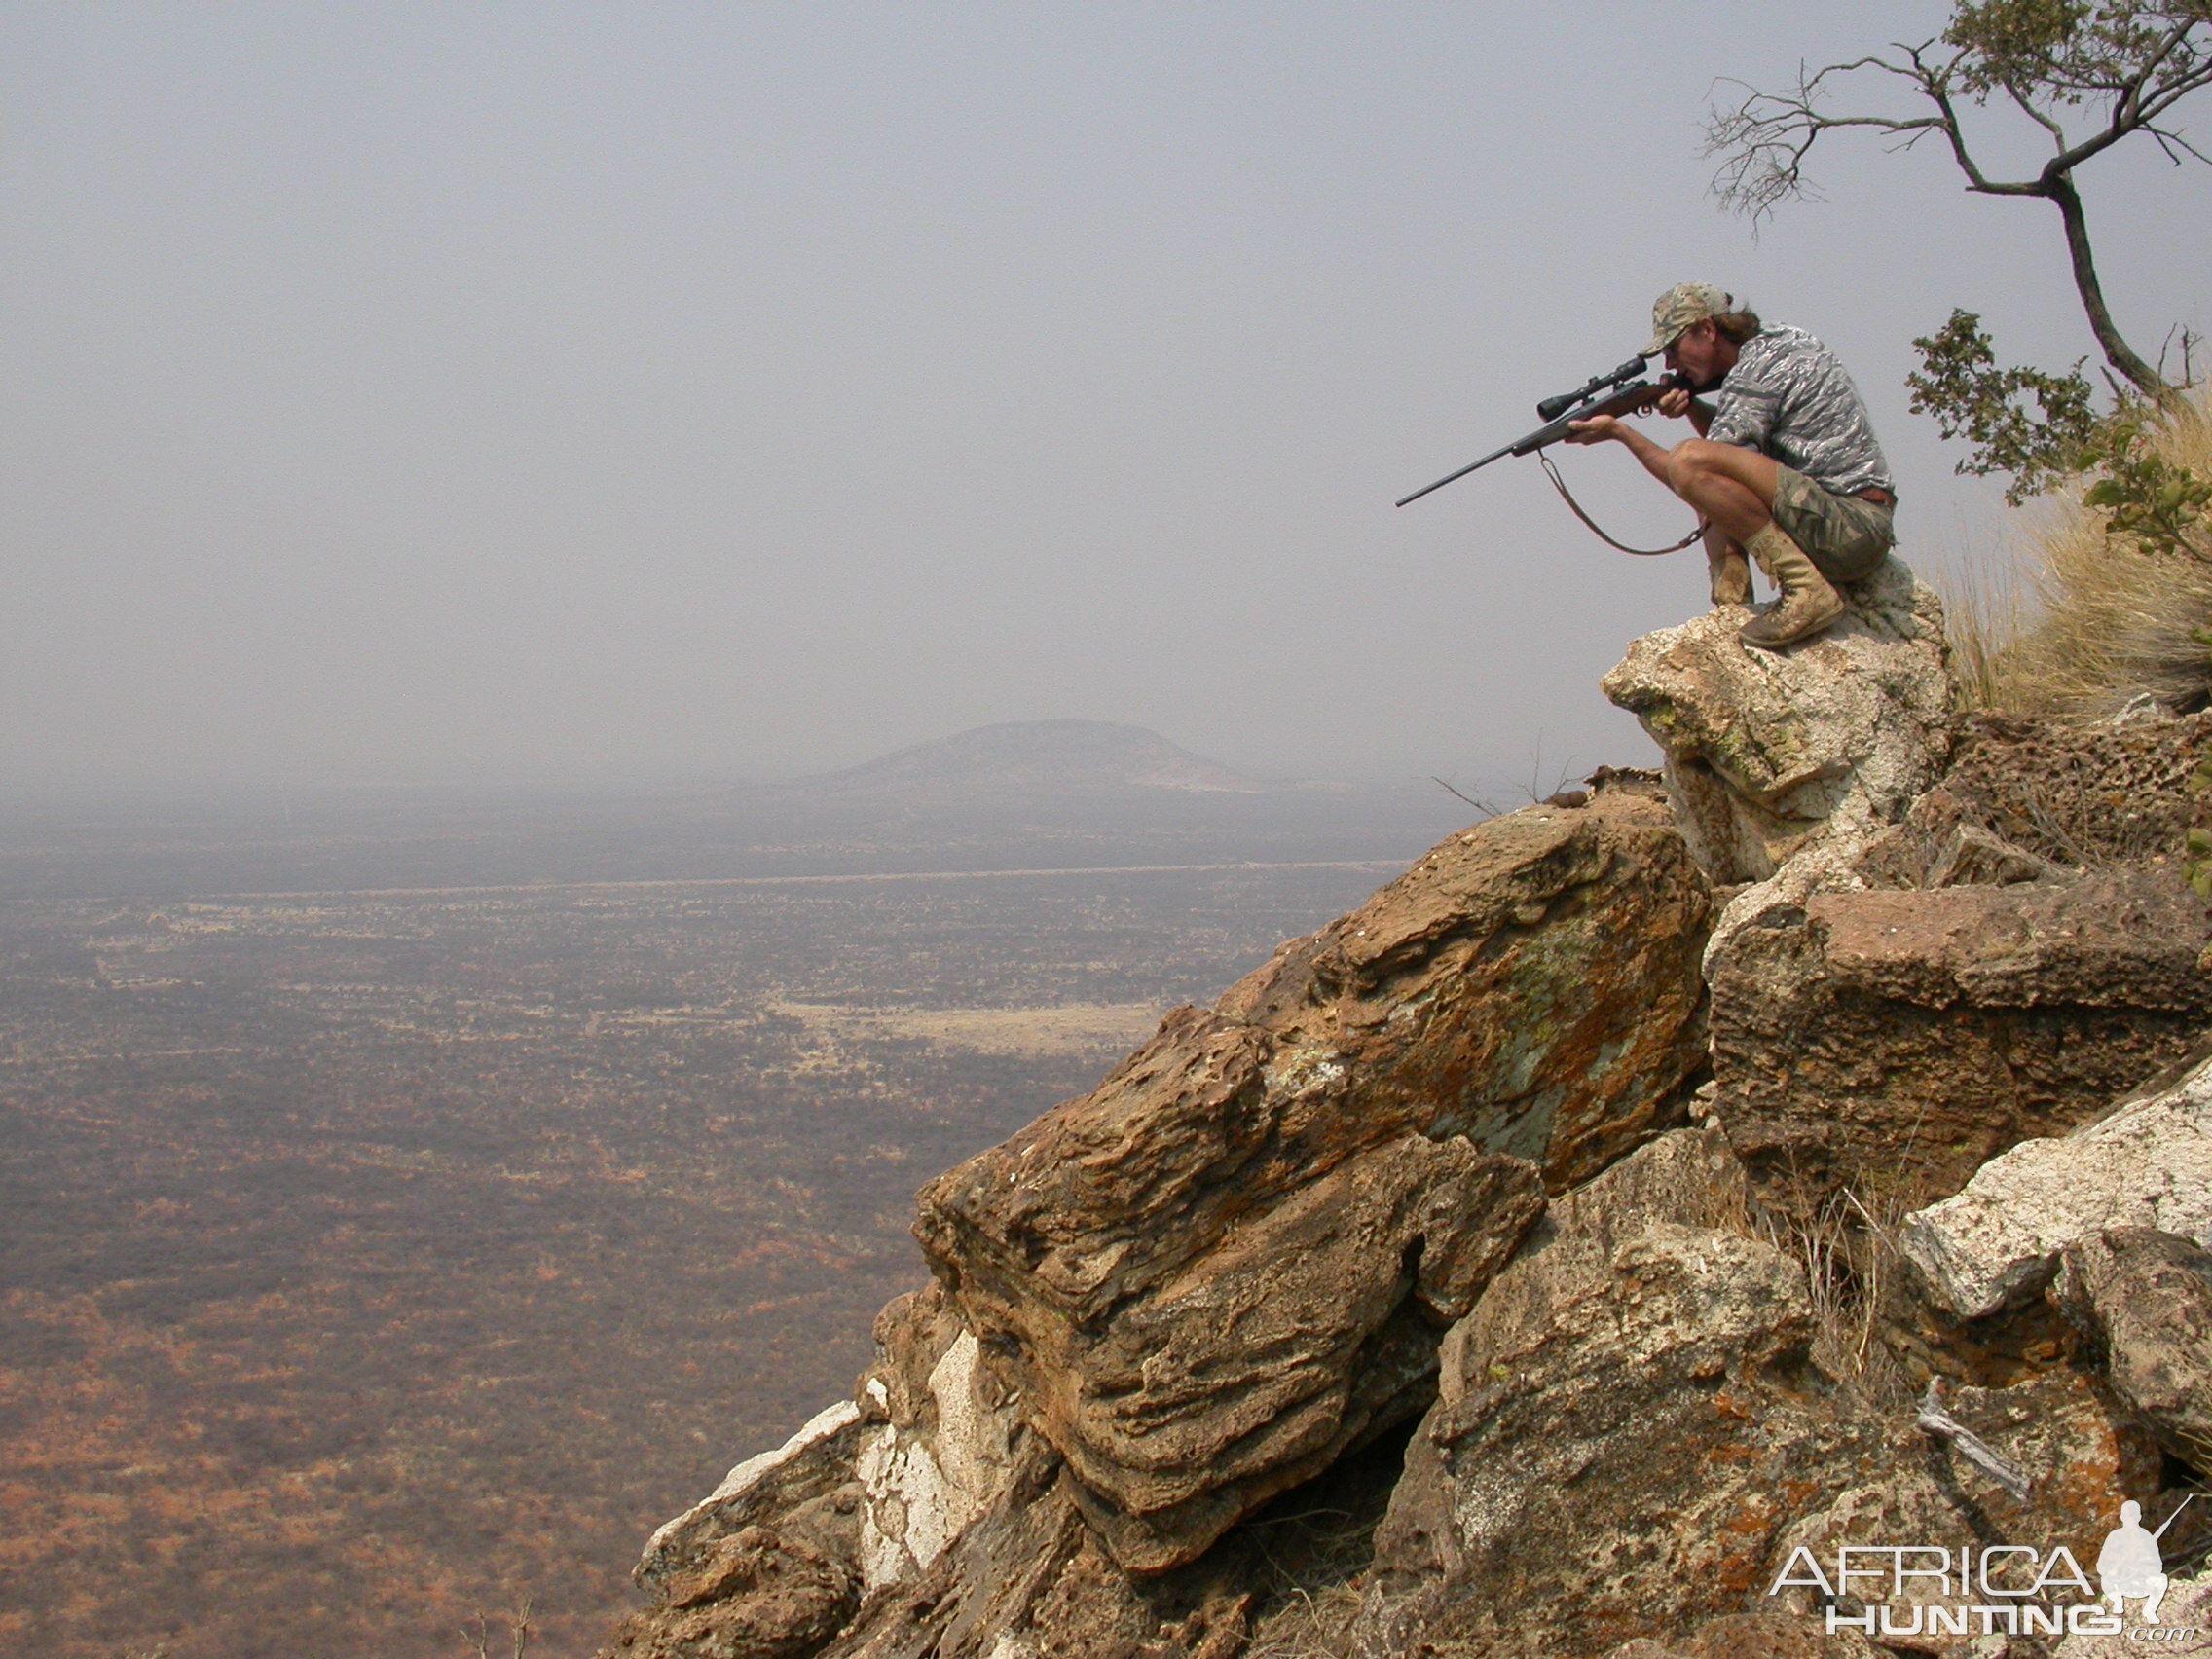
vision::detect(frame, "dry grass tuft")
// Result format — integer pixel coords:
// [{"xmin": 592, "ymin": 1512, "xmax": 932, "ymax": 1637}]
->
[
  {"xmin": 1243, "ymin": 1581, "xmax": 1365, "ymax": 1659},
  {"xmin": 1939, "ymin": 389, "xmax": 2212, "ymax": 717},
  {"xmin": 1930, "ymin": 534, "xmax": 2031, "ymax": 716},
  {"xmin": 1764, "ymin": 1187, "xmax": 1915, "ymax": 1410}
]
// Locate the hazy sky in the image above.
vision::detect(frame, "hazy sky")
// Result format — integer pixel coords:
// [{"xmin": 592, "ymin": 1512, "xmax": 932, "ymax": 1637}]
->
[{"xmin": 5, "ymin": 2, "xmax": 2207, "ymax": 796}]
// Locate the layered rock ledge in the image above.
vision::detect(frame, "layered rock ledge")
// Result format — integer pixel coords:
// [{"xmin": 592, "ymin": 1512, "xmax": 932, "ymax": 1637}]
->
[{"xmin": 914, "ymin": 785, "xmax": 1714, "ymax": 1572}]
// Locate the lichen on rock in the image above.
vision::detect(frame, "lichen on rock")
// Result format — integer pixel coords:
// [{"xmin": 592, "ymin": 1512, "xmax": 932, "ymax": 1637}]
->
[{"xmin": 1899, "ymin": 1049, "xmax": 2212, "ymax": 1319}]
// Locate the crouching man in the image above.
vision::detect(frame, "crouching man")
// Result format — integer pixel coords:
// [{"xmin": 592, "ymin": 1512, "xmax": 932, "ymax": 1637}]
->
[{"xmin": 1567, "ymin": 282, "xmax": 1898, "ymax": 650}]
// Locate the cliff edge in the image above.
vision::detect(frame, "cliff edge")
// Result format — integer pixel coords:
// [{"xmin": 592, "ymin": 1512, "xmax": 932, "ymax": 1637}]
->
[{"xmin": 602, "ymin": 558, "xmax": 2212, "ymax": 1659}]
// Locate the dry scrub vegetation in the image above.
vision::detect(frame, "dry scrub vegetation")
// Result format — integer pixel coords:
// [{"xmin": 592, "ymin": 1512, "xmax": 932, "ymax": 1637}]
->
[{"xmin": 1941, "ymin": 388, "xmax": 2212, "ymax": 717}]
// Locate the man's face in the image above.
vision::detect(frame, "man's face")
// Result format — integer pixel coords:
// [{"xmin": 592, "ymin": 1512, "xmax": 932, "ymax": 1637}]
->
[{"xmin": 1664, "ymin": 318, "xmax": 1728, "ymax": 389}]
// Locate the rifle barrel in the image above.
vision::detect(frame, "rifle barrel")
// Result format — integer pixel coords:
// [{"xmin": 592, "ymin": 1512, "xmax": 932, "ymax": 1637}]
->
[
  {"xmin": 1395, "ymin": 441, "xmax": 1518, "ymax": 507},
  {"xmin": 1396, "ymin": 375, "xmax": 1677, "ymax": 508}
]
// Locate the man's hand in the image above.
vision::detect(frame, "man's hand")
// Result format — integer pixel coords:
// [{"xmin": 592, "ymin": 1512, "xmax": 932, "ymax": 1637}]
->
[
  {"xmin": 1657, "ymin": 384, "xmax": 1693, "ymax": 420},
  {"xmin": 1565, "ymin": 414, "xmax": 1623, "ymax": 445}
]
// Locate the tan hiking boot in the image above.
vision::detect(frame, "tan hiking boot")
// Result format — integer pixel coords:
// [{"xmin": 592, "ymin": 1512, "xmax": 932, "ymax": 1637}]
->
[
  {"xmin": 1739, "ymin": 523, "xmax": 1845, "ymax": 650},
  {"xmin": 1708, "ymin": 544, "xmax": 1753, "ymax": 608}
]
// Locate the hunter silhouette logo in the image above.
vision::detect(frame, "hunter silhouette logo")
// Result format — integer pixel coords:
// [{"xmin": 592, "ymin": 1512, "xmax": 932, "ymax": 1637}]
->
[
  {"xmin": 2101, "ymin": 1497, "xmax": 2194, "ymax": 1627},
  {"xmin": 1768, "ymin": 1493, "xmax": 2201, "ymax": 1644}
]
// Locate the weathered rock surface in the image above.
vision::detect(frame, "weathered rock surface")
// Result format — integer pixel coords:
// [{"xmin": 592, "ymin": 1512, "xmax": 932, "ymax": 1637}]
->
[
  {"xmin": 1857, "ymin": 708, "xmax": 2212, "ymax": 889},
  {"xmin": 849, "ymin": 1287, "xmax": 1021, "ymax": 1592},
  {"xmin": 1602, "ymin": 556, "xmax": 1954, "ymax": 891},
  {"xmin": 1767, "ymin": 1369, "xmax": 2162, "ymax": 1656},
  {"xmin": 608, "ymin": 1400, "xmax": 868, "ymax": 1659},
  {"xmin": 1604, "ymin": 1613, "xmax": 1887, "ymax": 1658},
  {"xmin": 822, "ymin": 1439, "xmax": 1256, "ymax": 1659},
  {"xmin": 2056, "ymin": 1227, "xmax": 2212, "ymax": 1466},
  {"xmin": 1355, "ymin": 1127, "xmax": 1870, "ymax": 1658},
  {"xmin": 916, "ymin": 788, "xmax": 1712, "ymax": 1571},
  {"xmin": 1899, "ymin": 1051, "xmax": 2212, "ymax": 1319},
  {"xmin": 1212, "ymin": 785, "xmax": 1712, "ymax": 1190},
  {"xmin": 1708, "ymin": 867, "xmax": 2212, "ymax": 1212}
]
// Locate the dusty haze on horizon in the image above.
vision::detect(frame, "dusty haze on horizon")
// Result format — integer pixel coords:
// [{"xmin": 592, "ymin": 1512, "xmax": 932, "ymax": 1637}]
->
[{"xmin": 4, "ymin": 2, "xmax": 2206, "ymax": 801}]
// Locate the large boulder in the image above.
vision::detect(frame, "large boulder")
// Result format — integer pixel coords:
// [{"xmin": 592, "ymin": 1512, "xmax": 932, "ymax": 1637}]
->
[
  {"xmin": 1708, "ymin": 869, "xmax": 2212, "ymax": 1213},
  {"xmin": 1602, "ymin": 556, "xmax": 1954, "ymax": 893},
  {"xmin": 1899, "ymin": 1051, "xmax": 2212, "ymax": 1320},
  {"xmin": 915, "ymin": 787, "xmax": 1713, "ymax": 1572},
  {"xmin": 1212, "ymin": 784, "xmax": 1714, "ymax": 1191},
  {"xmin": 1355, "ymin": 1127, "xmax": 1877, "ymax": 1658}
]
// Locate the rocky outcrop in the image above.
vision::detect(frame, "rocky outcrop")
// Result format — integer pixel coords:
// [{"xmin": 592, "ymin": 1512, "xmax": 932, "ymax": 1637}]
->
[
  {"xmin": 606, "ymin": 606, "xmax": 2212, "ymax": 1659},
  {"xmin": 915, "ymin": 788, "xmax": 1712, "ymax": 1572},
  {"xmin": 2055, "ymin": 1228, "xmax": 2212, "ymax": 1466},
  {"xmin": 604, "ymin": 783, "xmax": 1715, "ymax": 1655},
  {"xmin": 1899, "ymin": 1050, "xmax": 2212, "ymax": 1318},
  {"xmin": 1602, "ymin": 557, "xmax": 1954, "ymax": 894},
  {"xmin": 1708, "ymin": 869, "xmax": 2212, "ymax": 1212}
]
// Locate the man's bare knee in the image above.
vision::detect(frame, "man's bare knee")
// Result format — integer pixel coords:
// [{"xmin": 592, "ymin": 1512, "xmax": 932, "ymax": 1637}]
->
[{"xmin": 1667, "ymin": 439, "xmax": 1726, "ymax": 494}]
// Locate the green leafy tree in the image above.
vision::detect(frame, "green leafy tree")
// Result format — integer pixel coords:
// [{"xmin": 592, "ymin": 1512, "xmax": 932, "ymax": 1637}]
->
[
  {"xmin": 1904, "ymin": 309, "xmax": 2102, "ymax": 499},
  {"xmin": 2079, "ymin": 409, "xmax": 2212, "ymax": 554}
]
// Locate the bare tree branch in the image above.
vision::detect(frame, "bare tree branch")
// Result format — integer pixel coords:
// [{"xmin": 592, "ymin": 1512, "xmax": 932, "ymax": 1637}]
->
[
  {"xmin": 1701, "ymin": 4, "xmax": 2212, "ymax": 393},
  {"xmin": 2149, "ymin": 122, "xmax": 2212, "ymax": 164},
  {"xmin": 2003, "ymin": 76, "xmax": 2071, "ymax": 147}
]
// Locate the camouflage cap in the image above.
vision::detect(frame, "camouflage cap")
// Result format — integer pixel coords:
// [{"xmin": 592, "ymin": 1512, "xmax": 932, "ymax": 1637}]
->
[{"xmin": 1642, "ymin": 282, "xmax": 1734, "ymax": 358}]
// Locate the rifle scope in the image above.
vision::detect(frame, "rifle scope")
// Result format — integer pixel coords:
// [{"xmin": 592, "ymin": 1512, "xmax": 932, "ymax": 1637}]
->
[{"xmin": 1534, "ymin": 356, "xmax": 1651, "ymax": 423}]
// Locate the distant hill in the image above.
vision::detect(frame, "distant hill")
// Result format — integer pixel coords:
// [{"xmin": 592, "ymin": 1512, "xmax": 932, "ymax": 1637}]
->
[{"xmin": 785, "ymin": 719, "xmax": 1261, "ymax": 800}]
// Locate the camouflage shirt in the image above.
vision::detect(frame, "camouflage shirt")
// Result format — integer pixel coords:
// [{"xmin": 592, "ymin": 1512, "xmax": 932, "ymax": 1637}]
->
[{"xmin": 1705, "ymin": 324, "xmax": 1895, "ymax": 498}]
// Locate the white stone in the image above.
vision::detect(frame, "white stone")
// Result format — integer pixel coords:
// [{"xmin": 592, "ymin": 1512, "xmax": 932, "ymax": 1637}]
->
[
  {"xmin": 856, "ymin": 1330, "xmax": 1016, "ymax": 1589},
  {"xmin": 1899, "ymin": 1055, "xmax": 2212, "ymax": 1318}
]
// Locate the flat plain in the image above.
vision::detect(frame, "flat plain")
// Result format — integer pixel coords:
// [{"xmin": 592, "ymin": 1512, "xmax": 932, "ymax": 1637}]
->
[{"xmin": 0, "ymin": 782, "xmax": 1454, "ymax": 1659}]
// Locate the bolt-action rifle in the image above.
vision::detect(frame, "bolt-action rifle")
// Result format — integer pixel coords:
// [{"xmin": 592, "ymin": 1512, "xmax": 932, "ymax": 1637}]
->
[{"xmin": 1395, "ymin": 356, "xmax": 1692, "ymax": 508}]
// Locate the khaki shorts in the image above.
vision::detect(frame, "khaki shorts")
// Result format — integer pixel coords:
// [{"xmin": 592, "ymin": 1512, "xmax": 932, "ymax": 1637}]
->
[{"xmin": 1773, "ymin": 465, "xmax": 1895, "ymax": 582}]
